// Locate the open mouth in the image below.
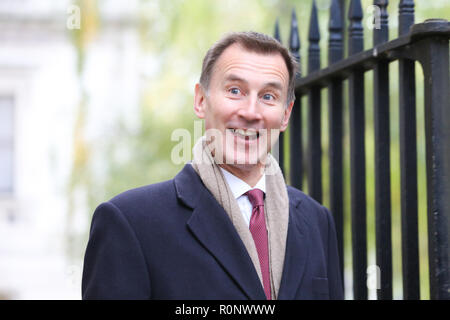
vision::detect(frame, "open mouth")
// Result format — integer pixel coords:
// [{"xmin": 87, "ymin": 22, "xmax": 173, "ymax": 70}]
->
[{"xmin": 228, "ymin": 128, "xmax": 260, "ymax": 140}]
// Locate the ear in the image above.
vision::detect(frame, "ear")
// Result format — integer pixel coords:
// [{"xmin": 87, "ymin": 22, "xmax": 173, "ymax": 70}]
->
[
  {"xmin": 280, "ymin": 100, "xmax": 294, "ymax": 132},
  {"xmin": 194, "ymin": 83, "xmax": 207, "ymax": 119}
]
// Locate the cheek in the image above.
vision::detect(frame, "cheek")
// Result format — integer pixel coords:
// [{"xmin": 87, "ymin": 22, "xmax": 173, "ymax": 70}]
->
[
  {"xmin": 206, "ymin": 99, "xmax": 236, "ymax": 127},
  {"xmin": 263, "ymin": 109, "xmax": 286, "ymax": 128}
]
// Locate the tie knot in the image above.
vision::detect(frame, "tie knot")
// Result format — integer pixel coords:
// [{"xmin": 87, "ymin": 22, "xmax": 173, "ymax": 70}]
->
[{"xmin": 245, "ymin": 189, "xmax": 264, "ymax": 208}]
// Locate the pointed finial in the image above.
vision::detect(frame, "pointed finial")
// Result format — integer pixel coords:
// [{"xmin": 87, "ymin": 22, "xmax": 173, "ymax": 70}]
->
[
  {"xmin": 289, "ymin": 8, "xmax": 301, "ymax": 77},
  {"xmin": 308, "ymin": 0, "xmax": 321, "ymax": 73},
  {"xmin": 348, "ymin": 0, "xmax": 364, "ymax": 55},
  {"xmin": 399, "ymin": 0, "xmax": 415, "ymax": 36},
  {"xmin": 289, "ymin": 9, "xmax": 300, "ymax": 58},
  {"xmin": 329, "ymin": 0, "xmax": 343, "ymax": 31},
  {"xmin": 308, "ymin": 0, "xmax": 320, "ymax": 42},
  {"xmin": 329, "ymin": 0, "xmax": 343, "ymax": 64},
  {"xmin": 274, "ymin": 18, "xmax": 282, "ymax": 43},
  {"xmin": 373, "ymin": 0, "xmax": 389, "ymax": 45},
  {"xmin": 348, "ymin": 0, "xmax": 363, "ymax": 20}
]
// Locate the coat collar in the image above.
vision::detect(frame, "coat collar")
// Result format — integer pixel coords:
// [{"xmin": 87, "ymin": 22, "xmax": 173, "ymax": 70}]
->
[{"xmin": 173, "ymin": 164, "xmax": 309, "ymax": 300}]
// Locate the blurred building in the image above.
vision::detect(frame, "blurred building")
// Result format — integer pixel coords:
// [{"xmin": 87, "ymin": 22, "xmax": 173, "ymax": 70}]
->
[{"xmin": 0, "ymin": 0, "xmax": 140, "ymax": 299}]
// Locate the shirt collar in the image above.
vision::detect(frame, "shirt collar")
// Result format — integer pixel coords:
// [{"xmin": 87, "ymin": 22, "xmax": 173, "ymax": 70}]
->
[{"xmin": 219, "ymin": 167, "xmax": 266, "ymax": 200}]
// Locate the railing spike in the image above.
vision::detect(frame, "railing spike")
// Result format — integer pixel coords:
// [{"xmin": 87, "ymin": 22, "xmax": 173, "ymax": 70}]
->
[
  {"xmin": 287, "ymin": 9, "xmax": 302, "ymax": 194},
  {"xmin": 289, "ymin": 8, "xmax": 301, "ymax": 77},
  {"xmin": 399, "ymin": 0, "xmax": 415, "ymax": 36},
  {"xmin": 308, "ymin": 0, "xmax": 321, "ymax": 73},
  {"xmin": 328, "ymin": 0, "xmax": 345, "ymax": 291},
  {"xmin": 348, "ymin": 0, "xmax": 364, "ymax": 55},
  {"xmin": 289, "ymin": 9, "xmax": 301, "ymax": 59},
  {"xmin": 274, "ymin": 18, "xmax": 282, "ymax": 43},
  {"xmin": 373, "ymin": 0, "xmax": 389, "ymax": 45},
  {"xmin": 274, "ymin": 17, "xmax": 285, "ymax": 174},
  {"xmin": 308, "ymin": 0, "xmax": 320, "ymax": 42},
  {"xmin": 329, "ymin": 0, "xmax": 343, "ymax": 64},
  {"xmin": 349, "ymin": 0, "xmax": 363, "ymax": 20},
  {"xmin": 329, "ymin": 0, "xmax": 343, "ymax": 30}
]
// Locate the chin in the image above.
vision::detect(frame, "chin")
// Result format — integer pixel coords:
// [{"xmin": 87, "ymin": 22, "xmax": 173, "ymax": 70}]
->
[{"xmin": 223, "ymin": 149, "xmax": 267, "ymax": 167}]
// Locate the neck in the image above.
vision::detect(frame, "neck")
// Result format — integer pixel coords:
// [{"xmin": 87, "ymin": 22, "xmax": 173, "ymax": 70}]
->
[{"xmin": 219, "ymin": 163, "xmax": 264, "ymax": 187}]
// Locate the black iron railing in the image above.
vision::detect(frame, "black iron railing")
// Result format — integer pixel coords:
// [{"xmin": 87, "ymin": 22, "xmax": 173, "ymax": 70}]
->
[{"xmin": 276, "ymin": 0, "xmax": 449, "ymax": 300}]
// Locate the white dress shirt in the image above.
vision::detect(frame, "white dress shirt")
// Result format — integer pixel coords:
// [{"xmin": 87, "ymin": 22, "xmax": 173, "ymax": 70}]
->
[{"xmin": 219, "ymin": 167, "xmax": 266, "ymax": 228}]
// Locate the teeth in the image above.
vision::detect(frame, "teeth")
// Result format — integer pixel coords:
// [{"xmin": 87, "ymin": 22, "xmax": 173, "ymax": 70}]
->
[{"xmin": 230, "ymin": 128, "xmax": 258, "ymax": 138}]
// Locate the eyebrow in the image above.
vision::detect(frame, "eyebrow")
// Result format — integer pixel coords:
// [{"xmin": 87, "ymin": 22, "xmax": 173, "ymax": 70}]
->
[{"xmin": 224, "ymin": 74, "xmax": 283, "ymax": 91}]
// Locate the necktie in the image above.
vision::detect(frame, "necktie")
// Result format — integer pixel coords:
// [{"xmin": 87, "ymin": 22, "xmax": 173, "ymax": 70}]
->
[{"xmin": 245, "ymin": 189, "xmax": 271, "ymax": 300}]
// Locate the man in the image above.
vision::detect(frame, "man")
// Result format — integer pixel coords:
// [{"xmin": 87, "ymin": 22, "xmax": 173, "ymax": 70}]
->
[{"xmin": 82, "ymin": 31, "xmax": 343, "ymax": 300}]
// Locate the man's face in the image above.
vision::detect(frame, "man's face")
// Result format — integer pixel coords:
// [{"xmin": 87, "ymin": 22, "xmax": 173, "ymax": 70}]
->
[{"xmin": 194, "ymin": 43, "xmax": 294, "ymax": 170}]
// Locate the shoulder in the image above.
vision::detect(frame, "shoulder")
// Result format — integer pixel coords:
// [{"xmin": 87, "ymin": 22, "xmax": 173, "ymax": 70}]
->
[
  {"xmin": 91, "ymin": 165, "xmax": 203, "ymax": 229},
  {"xmin": 92, "ymin": 179, "xmax": 178, "ymax": 226},
  {"xmin": 109, "ymin": 179, "xmax": 175, "ymax": 211}
]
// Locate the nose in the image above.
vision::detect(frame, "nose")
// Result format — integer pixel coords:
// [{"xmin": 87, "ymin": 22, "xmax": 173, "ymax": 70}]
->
[{"xmin": 236, "ymin": 94, "xmax": 263, "ymax": 122}]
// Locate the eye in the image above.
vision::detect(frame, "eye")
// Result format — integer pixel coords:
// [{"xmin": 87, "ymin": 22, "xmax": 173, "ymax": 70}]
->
[
  {"xmin": 229, "ymin": 87, "xmax": 241, "ymax": 95},
  {"xmin": 262, "ymin": 93, "xmax": 275, "ymax": 101}
]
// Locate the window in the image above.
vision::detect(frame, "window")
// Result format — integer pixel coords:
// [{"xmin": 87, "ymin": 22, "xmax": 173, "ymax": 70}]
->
[{"xmin": 0, "ymin": 96, "xmax": 14, "ymax": 193}]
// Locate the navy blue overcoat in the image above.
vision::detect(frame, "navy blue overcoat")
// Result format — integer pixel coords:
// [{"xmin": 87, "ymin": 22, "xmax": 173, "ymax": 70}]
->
[{"xmin": 82, "ymin": 164, "xmax": 344, "ymax": 300}]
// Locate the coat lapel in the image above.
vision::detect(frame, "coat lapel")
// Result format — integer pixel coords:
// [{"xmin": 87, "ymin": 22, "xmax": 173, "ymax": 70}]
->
[
  {"xmin": 174, "ymin": 165, "xmax": 309, "ymax": 300},
  {"xmin": 277, "ymin": 190, "xmax": 310, "ymax": 299},
  {"xmin": 174, "ymin": 165, "xmax": 266, "ymax": 300}
]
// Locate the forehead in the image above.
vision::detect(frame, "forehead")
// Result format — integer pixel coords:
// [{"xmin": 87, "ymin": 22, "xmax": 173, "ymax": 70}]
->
[{"xmin": 211, "ymin": 43, "xmax": 289, "ymax": 87}]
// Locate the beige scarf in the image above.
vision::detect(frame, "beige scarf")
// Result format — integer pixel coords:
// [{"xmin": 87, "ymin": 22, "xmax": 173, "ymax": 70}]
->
[{"xmin": 191, "ymin": 136, "xmax": 289, "ymax": 299}]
